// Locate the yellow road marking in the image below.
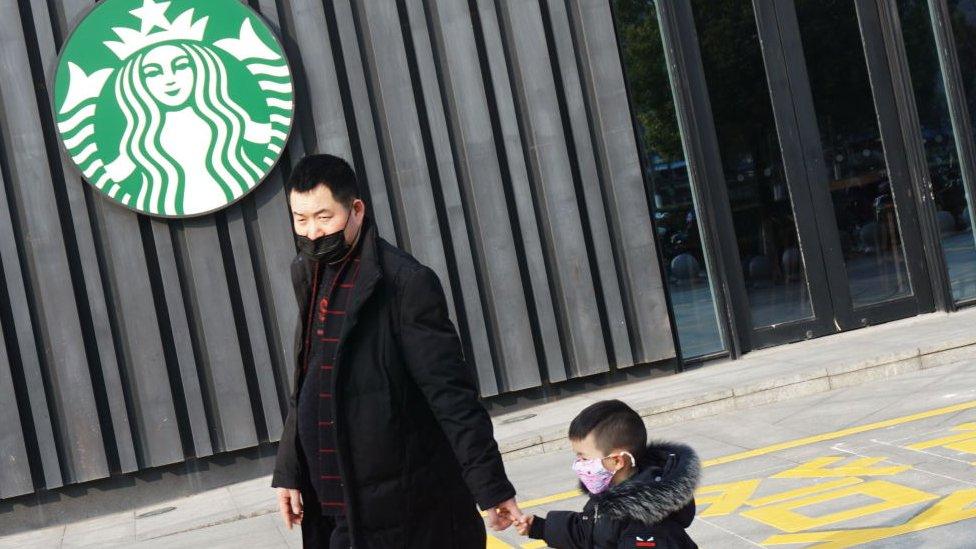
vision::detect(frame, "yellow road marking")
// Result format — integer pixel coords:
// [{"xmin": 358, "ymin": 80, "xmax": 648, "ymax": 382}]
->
[
  {"xmin": 746, "ymin": 477, "xmax": 863, "ymax": 507},
  {"xmin": 702, "ymin": 399, "xmax": 976, "ymax": 467},
  {"xmin": 741, "ymin": 480, "xmax": 938, "ymax": 533},
  {"xmin": 498, "ymin": 399, "xmax": 976, "ymax": 513}
]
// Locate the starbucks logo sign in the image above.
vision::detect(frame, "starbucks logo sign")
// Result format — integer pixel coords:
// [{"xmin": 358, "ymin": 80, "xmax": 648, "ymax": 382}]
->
[{"xmin": 54, "ymin": 0, "xmax": 294, "ymax": 217}]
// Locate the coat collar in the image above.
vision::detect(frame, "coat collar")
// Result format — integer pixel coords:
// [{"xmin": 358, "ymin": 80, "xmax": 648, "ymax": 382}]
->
[
  {"xmin": 591, "ymin": 441, "xmax": 700, "ymax": 525},
  {"xmin": 296, "ymin": 218, "xmax": 383, "ymax": 325}
]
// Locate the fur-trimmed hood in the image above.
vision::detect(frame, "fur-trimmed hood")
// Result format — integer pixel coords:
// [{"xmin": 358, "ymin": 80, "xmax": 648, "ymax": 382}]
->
[{"xmin": 591, "ymin": 441, "xmax": 700, "ymax": 526}]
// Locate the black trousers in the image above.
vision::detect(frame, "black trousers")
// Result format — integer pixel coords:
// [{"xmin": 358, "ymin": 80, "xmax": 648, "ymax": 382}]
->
[{"xmin": 301, "ymin": 490, "xmax": 351, "ymax": 548}]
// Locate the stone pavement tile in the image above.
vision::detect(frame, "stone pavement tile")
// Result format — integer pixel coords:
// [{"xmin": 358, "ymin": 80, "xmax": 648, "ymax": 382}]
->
[
  {"xmin": 704, "ymin": 362, "xmax": 829, "ymax": 397},
  {"xmin": 688, "ymin": 516, "xmax": 763, "ymax": 548},
  {"xmin": 828, "ymin": 357, "xmax": 922, "ymax": 389},
  {"xmin": 134, "ymin": 487, "xmax": 239, "ymax": 541},
  {"xmin": 0, "ymin": 524, "xmax": 64, "ymax": 549},
  {"xmin": 629, "ymin": 384, "xmax": 733, "ymax": 416},
  {"xmin": 135, "ymin": 512, "xmax": 286, "ymax": 548},
  {"xmin": 502, "ymin": 450, "xmax": 577, "ymax": 501},
  {"xmin": 645, "ymin": 430, "xmax": 753, "ymax": 462},
  {"xmin": 61, "ymin": 510, "xmax": 134, "ymax": 548},
  {"xmin": 491, "ymin": 309, "xmax": 976, "ymax": 460},
  {"xmin": 226, "ymin": 476, "xmax": 277, "ymax": 517},
  {"xmin": 696, "ymin": 512, "xmax": 776, "ymax": 547},
  {"xmin": 273, "ymin": 514, "xmax": 302, "ymax": 549},
  {"xmin": 922, "ymin": 343, "xmax": 976, "ymax": 369}
]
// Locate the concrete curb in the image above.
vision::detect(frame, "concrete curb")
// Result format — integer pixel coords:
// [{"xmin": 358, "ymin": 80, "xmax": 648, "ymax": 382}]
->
[{"xmin": 494, "ymin": 309, "xmax": 976, "ymax": 461}]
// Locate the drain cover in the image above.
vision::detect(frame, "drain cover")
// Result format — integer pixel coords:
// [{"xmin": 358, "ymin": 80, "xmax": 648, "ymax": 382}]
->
[
  {"xmin": 500, "ymin": 413, "xmax": 537, "ymax": 425},
  {"xmin": 136, "ymin": 506, "xmax": 176, "ymax": 519}
]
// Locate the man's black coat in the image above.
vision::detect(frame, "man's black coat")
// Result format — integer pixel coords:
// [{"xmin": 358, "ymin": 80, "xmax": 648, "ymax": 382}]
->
[{"xmin": 272, "ymin": 223, "xmax": 515, "ymax": 547}]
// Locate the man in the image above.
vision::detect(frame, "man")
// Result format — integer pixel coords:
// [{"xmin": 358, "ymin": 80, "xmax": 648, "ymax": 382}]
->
[{"xmin": 272, "ymin": 154, "xmax": 523, "ymax": 548}]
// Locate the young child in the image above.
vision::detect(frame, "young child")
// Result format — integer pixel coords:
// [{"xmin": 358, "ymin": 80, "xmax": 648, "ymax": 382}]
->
[{"xmin": 515, "ymin": 400, "xmax": 699, "ymax": 548}]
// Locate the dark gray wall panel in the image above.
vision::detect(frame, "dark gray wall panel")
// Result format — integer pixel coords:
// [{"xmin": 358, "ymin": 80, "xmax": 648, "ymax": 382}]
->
[
  {"xmin": 226, "ymin": 206, "xmax": 281, "ymax": 439},
  {"xmin": 148, "ymin": 219, "xmax": 213, "ymax": 457},
  {"xmin": 0, "ymin": 0, "xmax": 108, "ymax": 483},
  {"xmin": 472, "ymin": 0, "xmax": 568, "ymax": 383},
  {"xmin": 0, "ymin": 0, "xmax": 675, "ymax": 500},
  {"xmin": 332, "ymin": 0, "xmax": 399, "ymax": 245},
  {"xmin": 0, "ymin": 316, "xmax": 32, "ymax": 498},
  {"xmin": 32, "ymin": 0, "xmax": 139, "ymax": 474},
  {"xmin": 354, "ymin": 0, "xmax": 456, "ymax": 317},
  {"xmin": 405, "ymin": 0, "xmax": 501, "ymax": 394},
  {"xmin": 545, "ymin": 0, "xmax": 633, "ymax": 368},
  {"xmin": 496, "ymin": 0, "xmax": 610, "ymax": 377},
  {"xmin": 175, "ymin": 220, "xmax": 257, "ymax": 452},
  {"xmin": 425, "ymin": 0, "xmax": 539, "ymax": 393},
  {"xmin": 0, "ymin": 110, "xmax": 62, "ymax": 492},
  {"xmin": 568, "ymin": 0, "xmax": 676, "ymax": 364}
]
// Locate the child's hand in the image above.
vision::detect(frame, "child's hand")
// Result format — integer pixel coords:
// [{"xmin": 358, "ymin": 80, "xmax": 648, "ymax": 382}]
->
[{"xmin": 515, "ymin": 515, "xmax": 534, "ymax": 536}]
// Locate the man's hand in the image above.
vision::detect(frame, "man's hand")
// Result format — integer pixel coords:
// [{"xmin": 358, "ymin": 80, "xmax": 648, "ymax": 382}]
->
[
  {"xmin": 515, "ymin": 514, "xmax": 534, "ymax": 536},
  {"xmin": 277, "ymin": 488, "xmax": 303, "ymax": 530},
  {"xmin": 486, "ymin": 497, "xmax": 524, "ymax": 531}
]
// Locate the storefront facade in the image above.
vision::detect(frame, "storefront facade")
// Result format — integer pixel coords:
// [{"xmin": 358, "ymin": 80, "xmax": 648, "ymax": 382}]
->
[
  {"xmin": 1, "ymin": 0, "xmax": 975, "ymax": 506},
  {"xmin": 617, "ymin": 0, "xmax": 976, "ymax": 360}
]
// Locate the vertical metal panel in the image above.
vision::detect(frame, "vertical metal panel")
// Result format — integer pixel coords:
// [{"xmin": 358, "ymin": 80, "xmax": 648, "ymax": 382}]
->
[
  {"xmin": 542, "ymin": 0, "xmax": 633, "ymax": 368},
  {"xmin": 405, "ymin": 0, "xmax": 502, "ymax": 394},
  {"xmin": 225, "ymin": 206, "xmax": 281, "ymax": 439},
  {"xmin": 279, "ymin": 0, "xmax": 351, "ymax": 157},
  {"xmin": 175, "ymin": 220, "xmax": 257, "ymax": 452},
  {"xmin": 421, "ymin": 0, "xmax": 547, "ymax": 393},
  {"xmin": 0, "ymin": 98, "xmax": 62, "ymax": 493},
  {"xmin": 30, "ymin": 0, "xmax": 139, "ymax": 473},
  {"xmin": 0, "ymin": 0, "xmax": 108, "ymax": 483},
  {"xmin": 330, "ymin": 0, "xmax": 399, "ymax": 244},
  {"xmin": 0, "ymin": 316, "xmax": 32, "ymax": 498},
  {"xmin": 0, "ymin": 0, "xmax": 676, "ymax": 500},
  {"xmin": 495, "ymin": 0, "xmax": 609, "ymax": 377},
  {"xmin": 472, "ymin": 0, "xmax": 568, "ymax": 383},
  {"xmin": 353, "ymin": 0, "xmax": 456, "ymax": 315},
  {"xmin": 147, "ymin": 220, "xmax": 213, "ymax": 457},
  {"xmin": 565, "ymin": 0, "xmax": 677, "ymax": 364}
]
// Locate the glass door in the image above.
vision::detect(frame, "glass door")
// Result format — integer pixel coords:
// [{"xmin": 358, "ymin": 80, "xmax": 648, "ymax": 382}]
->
[
  {"xmin": 783, "ymin": 0, "xmax": 933, "ymax": 328},
  {"xmin": 688, "ymin": 0, "xmax": 934, "ymax": 350},
  {"xmin": 690, "ymin": 0, "xmax": 835, "ymax": 348}
]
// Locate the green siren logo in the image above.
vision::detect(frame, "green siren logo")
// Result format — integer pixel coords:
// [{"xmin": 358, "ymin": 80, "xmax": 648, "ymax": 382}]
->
[{"xmin": 54, "ymin": 0, "xmax": 294, "ymax": 217}]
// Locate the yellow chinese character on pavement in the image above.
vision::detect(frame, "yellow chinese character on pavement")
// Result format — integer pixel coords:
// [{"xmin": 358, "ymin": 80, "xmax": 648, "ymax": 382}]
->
[{"xmin": 906, "ymin": 422, "xmax": 976, "ymax": 463}]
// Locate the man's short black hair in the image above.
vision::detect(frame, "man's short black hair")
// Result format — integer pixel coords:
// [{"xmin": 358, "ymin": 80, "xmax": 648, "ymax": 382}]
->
[
  {"xmin": 286, "ymin": 154, "xmax": 360, "ymax": 208},
  {"xmin": 568, "ymin": 400, "xmax": 647, "ymax": 458}
]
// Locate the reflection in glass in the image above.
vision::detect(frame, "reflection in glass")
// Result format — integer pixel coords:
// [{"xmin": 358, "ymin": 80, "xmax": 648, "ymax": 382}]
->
[
  {"xmin": 942, "ymin": 0, "xmax": 976, "ymax": 302},
  {"xmin": 797, "ymin": 0, "xmax": 913, "ymax": 307},
  {"xmin": 614, "ymin": 0, "xmax": 726, "ymax": 357},
  {"xmin": 691, "ymin": 0, "xmax": 814, "ymax": 327}
]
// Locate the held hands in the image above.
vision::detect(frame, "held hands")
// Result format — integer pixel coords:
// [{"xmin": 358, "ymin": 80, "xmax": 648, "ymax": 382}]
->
[
  {"xmin": 486, "ymin": 498, "xmax": 524, "ymax": 531},
  {"xmin": 277, "ymin": 488, "xmax": 303, "ymax": 530},
  {"xmin": 515, "ymin": 514, "xmax": 534, "ymax": 536}
]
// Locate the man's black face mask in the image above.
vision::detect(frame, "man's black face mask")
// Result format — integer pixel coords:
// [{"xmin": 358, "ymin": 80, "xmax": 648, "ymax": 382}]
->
[{"xmin": 295, "ymin": 217, "xmax": 351, "ymax": 263}]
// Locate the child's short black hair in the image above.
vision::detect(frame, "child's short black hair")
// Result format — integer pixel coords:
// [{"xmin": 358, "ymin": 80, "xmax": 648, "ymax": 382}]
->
[
  {"xmin": 568, "ymin": 400, "xmax": 646, "ymax": 458},
  {"xmin": 286, "ymin": 154, "xmax": 360, "ymax": 208}
]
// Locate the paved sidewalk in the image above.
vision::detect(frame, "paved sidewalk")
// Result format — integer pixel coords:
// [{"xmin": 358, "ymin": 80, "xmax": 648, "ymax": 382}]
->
[
  {"xmin": 1, "ymin": 308, "xmax": 974, "ymax": 547},
  {"xmin": 493, "ymin": 308, "xmax": 976, "ymax": 458}
]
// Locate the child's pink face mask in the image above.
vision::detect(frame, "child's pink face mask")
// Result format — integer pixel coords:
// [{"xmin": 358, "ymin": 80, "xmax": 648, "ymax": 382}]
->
[{"xmin": 572, "ymin": 452, "xmax": 635, "ymax": 494}]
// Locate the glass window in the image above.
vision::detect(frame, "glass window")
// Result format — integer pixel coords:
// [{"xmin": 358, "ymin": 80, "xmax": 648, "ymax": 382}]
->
[
  {"xmin": 613, "ymin": 0, "xmax": 726, "ymax": 358},
  {"xmin": 938, "ymin": 0, "xmax": 976, "ymax": 302},
  {"xmin": 796, "ymin": 0, "xmax": 914, "ymax": 307},
  {"xmin": 690, "ymin": 0, "xmax": 815, "ymax": 328}
]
